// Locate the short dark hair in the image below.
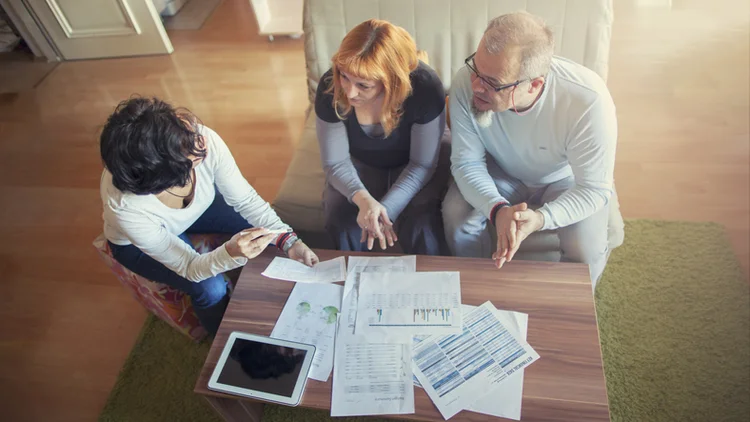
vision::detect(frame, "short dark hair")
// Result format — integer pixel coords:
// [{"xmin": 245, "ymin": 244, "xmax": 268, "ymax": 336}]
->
[{"xmin": 100, "ymin": 97, "xmax": 206, "ymax": 195}]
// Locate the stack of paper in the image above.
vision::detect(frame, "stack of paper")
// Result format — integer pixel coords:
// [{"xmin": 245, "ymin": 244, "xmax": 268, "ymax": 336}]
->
[
  {"xmin": 331, "ymin": 256, "xmax": 424, "ymax": 417},
  {"xmin": 412, "ymin": 302, "xmax": 539, "ymax": 420}
]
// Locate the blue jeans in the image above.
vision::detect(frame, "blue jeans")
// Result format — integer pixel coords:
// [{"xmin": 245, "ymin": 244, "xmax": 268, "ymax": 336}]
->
[
  {"xmin": 442, "ymin": 158, "xmax": 610, "ymax": 287},
  {"xmin": 109, "ymin": 189, "xmax": 251, "ymax": 336}
]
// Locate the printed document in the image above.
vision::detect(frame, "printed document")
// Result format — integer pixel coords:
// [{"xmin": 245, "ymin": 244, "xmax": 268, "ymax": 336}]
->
[
  {"xmin": 270, "ymin": 283, "xmax": 343, "ymax": 382},
  {"xmin": 342, "ymin": 256, "xmax": 417, "ymax": 337},
  {"xmin": 355, "ymin": 272, "xmax": 462, "ymax": 341},
  {"xmin": 330, "ymin": 256, "xmax": 417, "ymax": 417},
  {"xmin": 331, "ymin": 341, "xmax": 415, "ymax": 416},
  {"xmin": 412, "ymin": 301, "xmax": 540, "ymax": 420},
  {"xmin": 466, "ymin": 307, "xmax": 529, "ymax": 420},
  {"xmin": 261, "ymin": 256, "xmax": 346, "ymax": 283}
]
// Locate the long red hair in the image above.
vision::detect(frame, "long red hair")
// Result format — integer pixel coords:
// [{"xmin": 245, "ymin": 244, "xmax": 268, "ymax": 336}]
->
[{"xmin": 326, "ymin": 19, "xmax": 418, "ymax": 137}]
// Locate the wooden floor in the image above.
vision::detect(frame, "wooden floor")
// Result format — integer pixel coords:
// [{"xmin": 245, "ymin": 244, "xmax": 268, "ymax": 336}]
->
[
  {"xmin": 0, "ymin": 51, "xmax": 58, "ymax": 94},
  {"xmin": 0, "ymin": 0, "xmax": 746, "ymax": 421}
]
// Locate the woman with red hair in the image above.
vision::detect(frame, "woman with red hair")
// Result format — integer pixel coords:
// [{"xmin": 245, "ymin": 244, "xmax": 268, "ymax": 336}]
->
[{"xmin": 315, "ymin": 19, "xmax": 449, "ymax": 255}]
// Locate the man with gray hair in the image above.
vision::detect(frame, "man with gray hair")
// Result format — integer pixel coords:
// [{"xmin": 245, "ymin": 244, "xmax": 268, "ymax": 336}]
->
[{"xmin": 443, "ymin": 11, "xmax": 617, "ymax": 287}]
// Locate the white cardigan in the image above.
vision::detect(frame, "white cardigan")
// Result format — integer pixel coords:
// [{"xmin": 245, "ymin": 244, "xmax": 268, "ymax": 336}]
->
[{"xmin": 101, "ymin": 125, "xmax": 293, "ymax": 282}]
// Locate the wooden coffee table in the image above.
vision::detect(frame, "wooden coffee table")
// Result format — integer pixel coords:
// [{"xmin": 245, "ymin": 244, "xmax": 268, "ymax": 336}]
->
[{"xmin": 195, "ymin": 249, "xmax": 610, "ymax": 422}]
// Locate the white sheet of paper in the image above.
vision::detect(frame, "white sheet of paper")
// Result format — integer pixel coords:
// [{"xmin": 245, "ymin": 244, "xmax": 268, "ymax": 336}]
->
[
  {"xmin": 331, "ymin": 341, "xmax": 415, "ymax": 417},
  {"xmin": 412, "ymin": 301, "xmax": 540, "ymax": 420},
  {"xmin": 411, "ymin": 308, "xmax": 528, "ymax": 419},
  {"xmin": 330, "ymin": 256, "xmax": 417, "ymax": 417},
  {"xmin": 342, "ymin": 256, "xmax": 417, "ymax": 338},
  {"xmin": 355, "ymin": 272, "xmax": 462, "ymax": 342},
  {"xmin": 412, "ymin": 335, "xmax": 427, "ymax": 388},
  {"xmin": 466, "ymin": 307, "xmax": 528, "ymax": 420},
  {"xmin": 261, "ymin": 256, "xmax": 346, "ymax": 283},
  {"xmin": 270, "ymin": 283, "xmax": 343, "ymax": 382}
]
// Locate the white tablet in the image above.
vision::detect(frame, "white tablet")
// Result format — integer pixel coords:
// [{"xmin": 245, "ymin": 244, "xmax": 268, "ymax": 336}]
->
[{"xmin": 208, "ymin": 331, "xmax": 315, "ymax": 406}]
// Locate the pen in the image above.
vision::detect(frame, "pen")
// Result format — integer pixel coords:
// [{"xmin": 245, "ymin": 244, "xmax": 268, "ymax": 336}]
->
[{"xmin": 240, "ymin": 228, "xmax": 292, "ymax": 236}]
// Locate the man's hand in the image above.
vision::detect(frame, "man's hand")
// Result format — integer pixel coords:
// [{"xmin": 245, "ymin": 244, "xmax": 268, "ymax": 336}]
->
[
  {"xmin": 492, "ymin": 203, "xmax": 527, "ymax": 269},
  {"xmin": 506, "ymin": 206, "xmax": 545, "ymax": 262}
]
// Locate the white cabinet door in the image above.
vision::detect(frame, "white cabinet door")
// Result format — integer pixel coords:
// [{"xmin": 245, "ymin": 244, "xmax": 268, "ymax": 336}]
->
[{"xmin": 25, "ymin": 0, "xmax": 173, "ymax": 60}]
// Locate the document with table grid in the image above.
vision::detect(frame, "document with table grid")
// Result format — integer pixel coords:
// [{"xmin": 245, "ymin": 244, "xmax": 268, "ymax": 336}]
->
[
  {"xmin": 412, "ymin": 301, "xmax": 540, "ymax": 420},
  {"xmin": 330, "ymin": 256, "xmax": 418, "ymax": 417},
  {"xmin": 411, "ymin": 306, "xmax": 530, "ymax": 420}
]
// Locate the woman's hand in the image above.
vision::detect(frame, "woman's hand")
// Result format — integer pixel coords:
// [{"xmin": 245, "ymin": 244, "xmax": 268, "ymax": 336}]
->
[
  {"xmin": 360, "ymin": 220, "xmax": 397, "ymax": 250},
  {"xmin": 382, "ymin": 223, "xmax": 398, "ymax": 248},
  {"xmin": 226, "ymin": 228, "xmax": 276, "ymax": 260},
  {"xmin": 352, "ymin": 190, "xmax": 393, "ymax": 250},
  {"xmin": 287, "ymin": 241, "xmax": 319, "ymax": 266}
]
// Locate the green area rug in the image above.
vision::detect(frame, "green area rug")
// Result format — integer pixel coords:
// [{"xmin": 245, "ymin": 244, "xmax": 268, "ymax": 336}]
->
[{"xmin": 99, "ymin": 220, "xmax": 750, "ymax": 422}]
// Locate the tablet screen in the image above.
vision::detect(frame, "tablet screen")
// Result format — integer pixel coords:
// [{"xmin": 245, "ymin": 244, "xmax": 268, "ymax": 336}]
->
[{"xmin": 216, "ymin": 338, "xmax": 309, "ymax": 398}]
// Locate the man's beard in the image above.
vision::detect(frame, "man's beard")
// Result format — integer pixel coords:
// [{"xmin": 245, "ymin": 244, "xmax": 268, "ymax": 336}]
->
[{"xmin": 471, "ymin": 99, "xmax": 494, "ymax": 128}]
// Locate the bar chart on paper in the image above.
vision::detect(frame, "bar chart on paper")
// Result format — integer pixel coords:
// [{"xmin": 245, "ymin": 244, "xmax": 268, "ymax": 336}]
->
[
  {"xmin": 342, "ymin": 256, "xmax": 418, "ymax": 338},
  {"xmin": 413, "ymin": 308, "xmax": 452, "ymax": 323},
  {"xmin": 367, "ymin": 294, "xmax": 459, "ymax": 327},
  {"xmin": 372, "ymin": 308, "xmax": 454, "ymax": 323},
  {"xmin": 355, "ymin": 272, "xmax": 462, "ymax": 339}
]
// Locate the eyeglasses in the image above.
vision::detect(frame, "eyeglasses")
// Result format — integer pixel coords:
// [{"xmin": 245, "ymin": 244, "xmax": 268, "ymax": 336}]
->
[{"xmin": 464, "ymin": 52, "xmax": 524, "ymax": 92}]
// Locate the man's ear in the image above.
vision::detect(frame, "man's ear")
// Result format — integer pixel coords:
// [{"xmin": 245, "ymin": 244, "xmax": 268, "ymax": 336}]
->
[{"xmin": 529, "ymin": 76, "xmax": 545, "ymax": 93}]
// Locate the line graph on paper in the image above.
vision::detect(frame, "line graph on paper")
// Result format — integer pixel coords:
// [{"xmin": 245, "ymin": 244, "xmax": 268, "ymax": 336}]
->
[{"xmin": 363, "ymin": 293, "xmax": 459, "ymax": 328}]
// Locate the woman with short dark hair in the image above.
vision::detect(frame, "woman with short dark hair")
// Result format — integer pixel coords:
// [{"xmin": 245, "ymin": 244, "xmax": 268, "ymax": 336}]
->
[{"xmin": 100, "ymin": 97, "xmax": 318, "ymax": 336}]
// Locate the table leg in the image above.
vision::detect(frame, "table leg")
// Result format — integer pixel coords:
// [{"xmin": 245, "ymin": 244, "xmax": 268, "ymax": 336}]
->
[{"xmin": 204, "ymin": 396, "xmax": 264, "ymax": 422}]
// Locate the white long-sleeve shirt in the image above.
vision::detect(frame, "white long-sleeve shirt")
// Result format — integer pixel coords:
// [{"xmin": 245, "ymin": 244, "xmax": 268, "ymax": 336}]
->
[
  {"xmin": 101, "ymin": 125, "xmax": 292, "ymax": 282},
  {"xmin": 450, "ymin": 56, "xmax": 618, "ymax": 230}
]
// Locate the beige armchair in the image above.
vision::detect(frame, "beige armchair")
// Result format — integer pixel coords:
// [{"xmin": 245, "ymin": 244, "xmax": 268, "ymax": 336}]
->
[{"xmin": 272, "ymin": 0, "xmax": 624, "ymax": 261}]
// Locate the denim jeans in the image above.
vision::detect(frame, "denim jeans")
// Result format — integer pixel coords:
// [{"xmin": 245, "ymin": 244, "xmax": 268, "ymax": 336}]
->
[
  {"xmin": 109, "ymin": 189, "xmax": 251, "ymax": 336},
  {"xmin": 442, "ymin": 159, "xmax": 610, "ymax": 287}
]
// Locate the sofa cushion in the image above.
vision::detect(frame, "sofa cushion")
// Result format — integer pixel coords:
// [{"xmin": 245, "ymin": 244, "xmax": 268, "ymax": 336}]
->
[{"xmin": 274, "ymin": 109, "xmax": 327, "ymax": 233}]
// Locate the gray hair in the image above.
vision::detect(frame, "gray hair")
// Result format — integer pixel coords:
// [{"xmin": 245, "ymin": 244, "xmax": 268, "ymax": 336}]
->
[{"xmin": 482, "ymin": 12, "xmax": 554, "ymax": 80}]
